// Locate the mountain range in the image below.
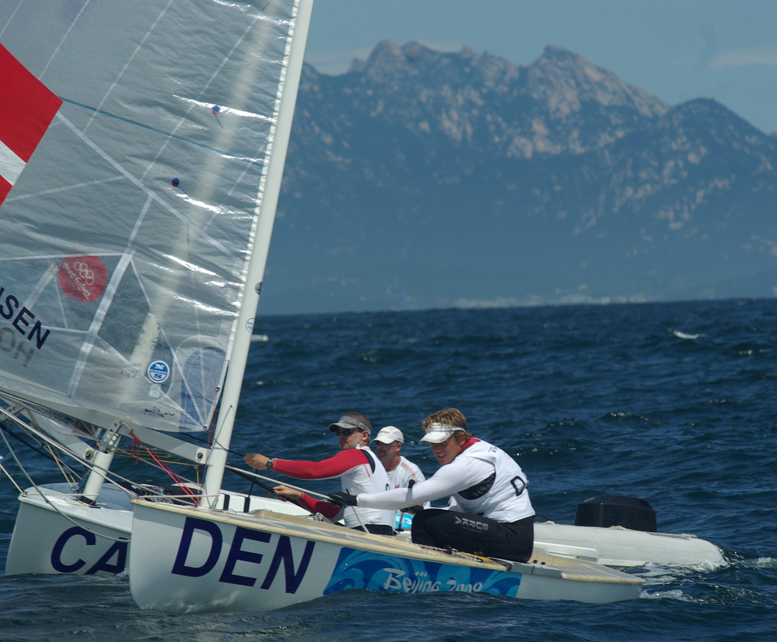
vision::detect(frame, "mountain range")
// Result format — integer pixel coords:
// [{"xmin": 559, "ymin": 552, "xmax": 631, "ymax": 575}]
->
[{"xmin": 261, "ymin": 41, "xmax": 777, "ymax": 314}]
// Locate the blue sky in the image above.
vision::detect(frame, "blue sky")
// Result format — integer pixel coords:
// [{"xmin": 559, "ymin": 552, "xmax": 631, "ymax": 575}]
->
[{"xmin": 304, "ymin": 0, "xmax": 777, "ymax": 135}]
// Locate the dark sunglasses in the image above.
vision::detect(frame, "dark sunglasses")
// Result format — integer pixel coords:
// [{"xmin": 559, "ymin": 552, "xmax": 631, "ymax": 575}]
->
[{"xmin": 335, "ymin": 427, "xmax": 363, "ymax": 437}]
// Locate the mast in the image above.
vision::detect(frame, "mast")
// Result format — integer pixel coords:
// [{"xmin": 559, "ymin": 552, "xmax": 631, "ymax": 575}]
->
[{"xmin": 200, "ymin": 0, "xmax": 313, "ymax": 507}]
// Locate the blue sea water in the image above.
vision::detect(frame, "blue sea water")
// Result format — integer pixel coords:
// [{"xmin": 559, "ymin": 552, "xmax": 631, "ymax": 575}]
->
[{"xmin": 1, "ymin": 298, "xmax": 775, "ymax": 641}]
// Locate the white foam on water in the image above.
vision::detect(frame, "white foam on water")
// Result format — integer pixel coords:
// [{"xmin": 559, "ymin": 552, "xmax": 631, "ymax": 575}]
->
[
  {"xmin": 673, "ymin": 330, "xmax": 700, "ymax": 340},
  {"xmin": 751, "ymin": 557, "xmax": 776, "ymax": 569},
  {"xmin": 640, "ymin": 589, "xmax": 691, "ymax": 601}
]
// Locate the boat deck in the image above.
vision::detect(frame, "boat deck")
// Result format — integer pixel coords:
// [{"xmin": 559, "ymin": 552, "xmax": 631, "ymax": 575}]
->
[{"xmin": 136, "ymin": 501, "xmax": 645, "ymax": 587}]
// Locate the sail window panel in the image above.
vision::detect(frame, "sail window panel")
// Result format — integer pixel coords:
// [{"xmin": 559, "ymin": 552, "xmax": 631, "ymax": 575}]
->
[
  {"xmin": 96, "ymin": 267, "xmax": 161, "ymax": 363},
  {"xmin": 178, "ymin": 346, "xmax": 226, "ymax": 431}
]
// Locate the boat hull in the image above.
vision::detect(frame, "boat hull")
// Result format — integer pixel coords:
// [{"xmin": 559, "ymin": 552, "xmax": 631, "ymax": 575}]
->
[
  {"xmin": 534, "ymin": 521, "xmax": 726, "ymax": 567},
  {"xmin": 5, "ymin": 484, "xmax": 309, "ymax": 576},
  {"xmin": 6, "ymin": 484, "xmax": 132, "ymax": 576},
  {"xmin": 129, "ymin": 500, "xmax": 644, "ymax": 612}
]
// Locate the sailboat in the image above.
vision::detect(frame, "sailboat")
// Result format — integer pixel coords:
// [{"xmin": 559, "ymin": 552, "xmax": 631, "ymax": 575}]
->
[
  {"xmin": 119, "ymin": 0, "xmax": 642, "ymax": 609},
  {"xmin": 2, "ymin": 0, "xmax": 721, "ymax": 611},
  {"xmin": 0, "ymin": 0, "xmax": 311, "ymax": 576}
]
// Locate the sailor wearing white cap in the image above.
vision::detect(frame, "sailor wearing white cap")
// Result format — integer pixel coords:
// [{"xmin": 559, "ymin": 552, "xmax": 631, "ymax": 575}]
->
[
  {"xmin": 373, "ymin": 426, "xmax": 425, "ymax": 489},
  {"xmin": 330, "ymin": 408, "xmax": 534, "ymax": 562}
]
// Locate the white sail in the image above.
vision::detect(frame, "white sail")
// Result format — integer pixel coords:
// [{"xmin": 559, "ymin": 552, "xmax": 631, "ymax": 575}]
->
[{"xmin": 0, "ymin": 0, "xmax": 300, "ymax": 433}]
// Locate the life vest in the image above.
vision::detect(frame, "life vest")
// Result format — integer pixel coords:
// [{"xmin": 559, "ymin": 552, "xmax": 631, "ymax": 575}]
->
[
  {"xmin": 340, "ymin": 446, "xmax": 395, "ymax": 528},
  {"xmin": 452, "ymin": 440, "xmax": 534, "ymax": 522},
  {"xmin": 387, "ymin": 456, "xmax": 424, "ymax": 489}
]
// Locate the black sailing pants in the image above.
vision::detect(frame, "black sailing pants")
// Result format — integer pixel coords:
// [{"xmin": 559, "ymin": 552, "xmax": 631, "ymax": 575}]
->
[{"xmin": 410, "ymin": 508, "xmax": 534, "ymax": 562}]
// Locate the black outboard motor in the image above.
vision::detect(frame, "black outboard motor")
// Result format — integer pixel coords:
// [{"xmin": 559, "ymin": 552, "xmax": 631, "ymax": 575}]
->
[{"xmin": 574, "ymin": 495, "xmax": 657, "ymax": 532}]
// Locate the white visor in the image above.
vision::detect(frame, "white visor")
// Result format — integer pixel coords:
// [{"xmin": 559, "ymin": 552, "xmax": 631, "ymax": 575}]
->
[{"xmin": 420, "ymin": 422, "xmax": 465, "ymax": 444}]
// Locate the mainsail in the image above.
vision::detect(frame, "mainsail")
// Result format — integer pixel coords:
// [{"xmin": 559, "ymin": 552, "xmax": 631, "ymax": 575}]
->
[{"xmin": 0, "ymin": 0, "xmax": 301, "ymax": 433}]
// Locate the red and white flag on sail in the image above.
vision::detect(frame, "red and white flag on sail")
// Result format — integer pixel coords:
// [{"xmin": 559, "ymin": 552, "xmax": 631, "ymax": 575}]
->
[{"xmin": 0, "ymin": 44, "xmax": 62, "ymax": 206}]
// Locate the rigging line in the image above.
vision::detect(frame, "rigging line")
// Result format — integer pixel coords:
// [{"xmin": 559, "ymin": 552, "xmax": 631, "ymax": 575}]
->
[
  {"xmin": 225, "ymin": 466, "xmax": 309, "ymax": 513},
  {"xmin": 0, "ymin": 422, "xmax": 84, "ymax": 476},
  {"xmin": 55, "ymin": 111, "xmax": 243, "ymax": 265},
  {"xmin": 0, "ymin": 416, "xmax": 128, "ymax": 543},
  {"xmin": 47, "ymin": 442, "xmax": 80, "ymax": 486},
  {"xmin": 118, "ymin": 449, "xmax": 200, "ymax": 489},
  {"xmin": 39, "ymin": 0, "xmax": 91, "ymax": 80},
  {"xmin": 0, "ymin": 406, "xmax": 202, "ymax": 502},
  {"xmin": 0, "ymin": 461, "xmax": 26, "ymax": 495},
  {"xmin": 187, "ymin": 430, "xmax": 243, "ymax": 458},
  {"xmin": 0, "ymin": 405, "xmax": 138, "ymax": 497},
  {"xmin": 112, "ymin": 448, "xmax": 199, "ymax": 467},
  {"xmin": 224, "ymin": 465, "xmax": 359, "ymax": 527},
  {"xmin": 84, "ymin": 0, "xmax": 174, "ymax": 135},
  {"xmin": 129, "ymin": 433, "xmax": 198, "ymax": 501},
  {"xmin": 223, "ymin": 465, "xmax": 331, "ymax": 501},
  {"xmin": 227, "ymin": 466, "xmax": 274, "ymax": 493},
  {"xmin": 207, "ymin": 402, "xmax": 235, "ymax": 456},
  {"xmin": 349, "ymin": 506, "xmax": 369, "ymax": 534}
]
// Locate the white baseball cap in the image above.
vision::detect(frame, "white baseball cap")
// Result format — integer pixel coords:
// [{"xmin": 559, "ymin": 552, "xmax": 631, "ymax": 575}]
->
[
  {"xmin": 419, "ymin": 422, "xmax": 465, "ymax": 444},
  {"xmin": 373, "ymin": 426, "xmax": 404, "ymax": 444}
]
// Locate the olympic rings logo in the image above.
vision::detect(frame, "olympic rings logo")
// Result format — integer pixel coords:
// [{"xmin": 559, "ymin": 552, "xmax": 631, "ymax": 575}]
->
[{"xmin": 72, "ymin": 262, "xmax": 95, "ymax": 285}]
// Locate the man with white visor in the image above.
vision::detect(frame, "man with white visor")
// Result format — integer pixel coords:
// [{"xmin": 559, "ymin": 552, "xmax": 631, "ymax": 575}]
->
[
  {"xmin": 373, "ymin": 426, "xmax": 425, "ymax": 489},
  {"xmin": 329, "ymin": 408, "xmax": 534, "ymax": 561}
]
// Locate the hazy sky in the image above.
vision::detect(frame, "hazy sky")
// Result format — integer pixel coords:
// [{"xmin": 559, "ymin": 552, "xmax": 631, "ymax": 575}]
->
[{"xmin": 304, "ymin": 0, "xmax": 777, "ymax": 135}]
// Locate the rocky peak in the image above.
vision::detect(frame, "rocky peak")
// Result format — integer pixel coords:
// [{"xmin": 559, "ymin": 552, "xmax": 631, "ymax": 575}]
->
[
  {"xmin": 275, "ymin": 43, "xmax": 777, "ymax": 313},
  {"xmin": 314, "ymin": 41, "xmax": 670, "ymax": 159},
  {"xmin": 356, "ymin": 39, "xmax": 409, "ymax": 80},
  {"xmin": 525, "ymin": 46, "xmax": 669, "ymax": 119}
]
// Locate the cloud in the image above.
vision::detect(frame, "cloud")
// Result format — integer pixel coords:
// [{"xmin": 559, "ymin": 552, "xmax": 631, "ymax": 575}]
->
[{"xmin": 711, "ymin": 46, "xmax": 777, "ymax": 69}]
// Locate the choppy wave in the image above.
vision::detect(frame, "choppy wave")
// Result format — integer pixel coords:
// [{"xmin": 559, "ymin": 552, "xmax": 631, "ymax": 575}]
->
[{"xmin": 2, "ymin": 299, "xmax": 776, "ymax": 640}]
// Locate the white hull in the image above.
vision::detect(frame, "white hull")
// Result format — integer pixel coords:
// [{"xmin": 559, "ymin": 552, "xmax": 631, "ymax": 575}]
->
[
  {"xmin": 5, "ymin": 482, "xmax": 725, "ymax": 577},
  {"xmin": 129, "ymin": 500, "xmax": 644, "ymax": 611},
  {"xmin": 534, "ymin": 522, "xmax": 726, "ymax": 568},
  {"xmin": 6, "ymin": 484, "xmax": 133, "ymax": 576},
  {"xmin": 5, "ymin": 484, "xmax": 308, "ymax": 576}
]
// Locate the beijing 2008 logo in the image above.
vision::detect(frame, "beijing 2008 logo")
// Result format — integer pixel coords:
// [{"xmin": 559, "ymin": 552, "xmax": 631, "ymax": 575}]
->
[
  {"xmin": 59, "ymin": 256, "xmax": 108, "ymax": 303},
  {"xmin": 147, "ymin": 360, "xmax": 170, "ymax": 384}
]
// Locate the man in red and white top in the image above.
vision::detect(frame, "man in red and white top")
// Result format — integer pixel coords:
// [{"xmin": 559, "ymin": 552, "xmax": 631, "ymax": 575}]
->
[
  {"xmin": 373, "ymin": 426, "xmax": 425, "ymax": 489},
  {"xmin": 329, "ymin": 408, "xmax": 535, "ymax": 562},
  {"xmin": 243, "ymin": 412, "xmax": 395, "ymax": 535}
]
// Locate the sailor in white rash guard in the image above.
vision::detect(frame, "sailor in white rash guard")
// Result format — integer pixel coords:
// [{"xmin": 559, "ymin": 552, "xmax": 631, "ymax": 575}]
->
[
  {"xmin": 373, "ymin": 426, "xmax": 425, "ymax": 489},
  {"xmin": 330, "ymin": 408, "xmax": 535, "ymax": 561}
]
